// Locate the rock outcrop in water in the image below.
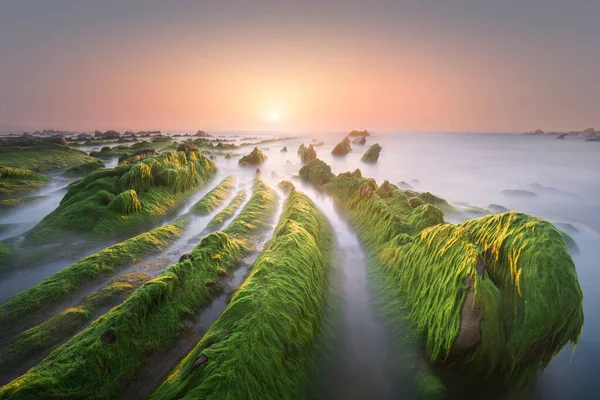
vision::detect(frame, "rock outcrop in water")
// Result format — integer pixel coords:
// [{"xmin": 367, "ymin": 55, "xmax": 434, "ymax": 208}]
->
[
  {"xmin": 299, "ymin": 158, "xmax": 335, "ymax": 185},
  {"xmin": 300, "ymin": 159, "xmax": 584, "ymax": 391},
  {"xmin": 239, "ymin": 147, "xmax": 267, "ymax": 165},
  {"xmin": 331, "ymin": 137, "xmax": 352, "ymax": 156},
  {"xmin": 298, "ymin": 143, "xmax": 317, "ymax": 163},
  {"xmin": 360, "ymin": 143, "xmax": 382, "ymax": 163},
  {"xmin": 347, "ymin": 129, "xmax": 370, "ymax": 138},
  {"xmin": 352, "ymin": 136, "xmax": 366, "ymax": 145},
  {"xmin": 94, "ymin": 130, "xmax": 121, "ymax": 139}
]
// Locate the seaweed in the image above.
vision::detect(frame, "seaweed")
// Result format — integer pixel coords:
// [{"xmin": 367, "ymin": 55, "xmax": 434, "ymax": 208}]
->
[
  {"xmin": 360, "ymin": 143, "xmax": 382, "ymax": 163},
  {"xmin": 64, "ymin": 160, "xmax": 105, "ymax": 176},
  {"xmin": 238, "ymin": 147, "xmax": 267, "ymax": 165},
  {"xmin": 192, "ymin": 176, "xmax": 236, "ymax": 215},
  {"xmin": 0, "ymin": 166, "xmax": 49, "ymax": 198},
  {"xmin": 26, "ymin": 149, "xmax": 216, "ymax": 241},
  {"xmin": 0, "ymin": 144, "xmax": 95, "ymax": 172},
  {"xmin": 206, "ymin": 189, "xmax": 247, "ymax": 230},
  {"xmin": 0, "ymin": 178, "xmax": 279, "ymax": 399},
  {"xmin": 152, "ymin": 190, "xmax": 333, "ymax": 400}
]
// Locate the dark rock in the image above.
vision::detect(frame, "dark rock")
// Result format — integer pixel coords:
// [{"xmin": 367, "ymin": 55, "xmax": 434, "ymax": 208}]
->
[
  {"xmin": 100, "ymin": 329, "xmax": 117, "ymax": 345},
  {"xmin": 360, "ymin": 143, "xmax": 382, "ymax": 163},
  {"xmin": 179, "ymin": 253, "xmax": 193, "ymax": 262},
  {"xmin": 352, "ymin": 136, "xmax": 366, "ymax": 145},
  {"xmin": 191, "ymin": 354, "xmax": 208, "ymax": 371}
]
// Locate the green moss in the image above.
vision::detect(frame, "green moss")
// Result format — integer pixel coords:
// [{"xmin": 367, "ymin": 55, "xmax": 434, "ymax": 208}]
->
[
  {"xmin": 192, "ymin": 176, "xmax": 236, "ymax": 214},
  {"xmin": 360, "ymin": 143, "xmax": 382, "ymax": 163},
  {"xmin": 0, "ymin": 166, "xmax": 49, "ymax": 198},
  {"xmin": 0, "ymin": 196, "xmax": 42, "ymax": 209},
  {"xmin": 26, "ymin": 149, "xmax": 216, "ymax": 241},
  {"xmin": 206, "ymin": 189, "xmax": 247, "ymax": 230},
  {"xmin": 0, "ymin": 179, "xmax": 278, "ymax": 399},
  {"xmin": 408, "ymin": 196, "xmax": 424, "ymax": 208},
  {"xmin": 0, "ymin": 146, "xmax": 96, "ymax": 172},
  {"xmin": 299, "ymin": 158, "xmax": 335, "ymax": 185},
  {"xmin": 331, "ymin": 137, "xmax": 352, "ymax": 156},
  {"xmin": 2, "ymin": 272, "xmax": 151, "ymax": 367},
  {"xmin": 0, "ymin": 219, "xmax": 188, "ymax": 330},
  {"xmin": 64, "ymin": 160, "xmax": 105, "ymax": 176},
  {"xmin": 238, "ymin": 146, "xmax": 267, "ymax": 165},
  {"xmin": 152, "ymin": 190, "xmax": 332, "ymax": 400},
  {"xmin": 321, "ymin": 166, "xmax": 583, "ymax": 390}
]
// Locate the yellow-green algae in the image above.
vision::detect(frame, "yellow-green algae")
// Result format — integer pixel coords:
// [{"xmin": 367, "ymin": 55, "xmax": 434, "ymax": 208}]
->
[
  {"xmin": 192, "ymin": 176, "xmax": 236, "ymax": 214},
  {"xmin": 0, "ymin": 166, "xmax": 49, "ymax": 198},
  {"xmin": 0, "ymin": 146, "xmax": 97, "ymax": 172},
  {"xmin": 64, "ymin": 160, "xmax": 105, "ymax": 176},
  {"xmin": 238, "ymin": 146, "xmax": 267, "ymax": 165},
  {"xmin": 0, "ymin": 218, "xmax": 188, "ymax": 332},
  {"xmin": 0, "ymin": 178, "xmax": 278, "ymax": 399},
  {"xmin": 26, "ymin": 149, "xmax": 216, "ymax": 241},
  {"xmin": 318, "ymin": 165, "xmax": 583, "ymax": 390},
  {"xmin": 151, "ymin": 189, "xmax": 333, "ymax": 400},
  {"xmin": 0, "ymin": 272, "xmax": 151, "ymax": 370},
  {"xmin": 206, "ymin": 188, "xmax": 247, "ymax": 230}
]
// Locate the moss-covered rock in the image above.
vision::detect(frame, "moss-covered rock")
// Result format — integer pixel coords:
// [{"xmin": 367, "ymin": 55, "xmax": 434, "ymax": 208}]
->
[
  {"xmin": 26, "ymin": 149, "xmax": 216, "ymax": 241},
  {"xmin": 281, "ymin": 146, "xmax": 288, "ymax": 152},
  {"xmin": 64, "ymin": 160, "xmax": 105, "ymax": 176},
  {"xmin": 239, "ymin": 147, "xmax": 267, "ymax": 165},
  {"xmin": 298, "ymin": 143, "xmax": 317, "ymax": 163},
  {"xmin": 360, "ymin": 143, "xmax": 382, "ymax": 163},
  {"xmin": 0, "ymin": 166, "xmax": 49, "ymax": 198},
  {"xmin": 152, "ymin": 190, "xmax": 333, "ymax": 399},
  {"xmin": 331, "ymin": 137, "xmax": 352, "ymax": 156},
  {"xmin": 0, "ymin": 145, "xmax": 96, "ymax": 172},
  {"xmin": 192, "ymin": 176, "xmax": 236, "ymax": 215},
  {"xmin": 277, "ymin": 180, "xmax": 295, "ymax": 194},
  {"xmin": 299, "ymin": 158, "xmax": 335, "ymax": 185},
  {"xmin": 319, "ymin": 165, "xmax": 584, "ymax": 391}
]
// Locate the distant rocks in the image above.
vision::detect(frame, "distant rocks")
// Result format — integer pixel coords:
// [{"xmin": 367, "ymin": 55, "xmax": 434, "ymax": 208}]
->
[
  {"xmin": 352, "ymin": 136, "xmax": 366, "ymax": 145},
  {"xmin": 501, "ymin": 189, "xmax": 537, "ymax": 198},
  {"xmin": 94, "ymin": 130, "xmax": 121, "ymax": 139},
  {"xmin": 488, "ymin": 204, "xmax": 510, "ymax": 214},
  {"xmin": 195, "ymin": 130, "xmax": 212, "ymax": 138},
  {"xmin": 361, "ymin": 143, "xmax": 382, "ymax": 163},
  {"xmin": 0, "ymin": 133, "xmax": 67, "ymax": 148},
  {"xmin": 280, "ymin": 146, "xmax": 287, "ymax": 152},
  {"xmin": 397, "ymin": 181, "xmax": 414, "ymax": 190},
  {"xmin": 331, "ymin": 137, "xmax": 352, "ymax": 156},
  {"xmin": 347, "ymin": 129, "xmax": 370, "ymax": 138},
  {"xmin": 523, "ymin": 126, "xmax": 599, "ymax": 140}
]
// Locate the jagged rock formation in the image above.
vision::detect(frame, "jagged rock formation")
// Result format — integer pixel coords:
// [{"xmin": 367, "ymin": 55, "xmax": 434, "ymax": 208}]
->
[
  {"xmin": 239, "ymin": 147, "xmax": 267, "ymax": 165},
  {"xmin": 331, "ymin": 137, "xmax": 352, "ymax": 156},
  {"xmin": 361, "ymin": 143, "xmax": 382, "ymax": 163}
]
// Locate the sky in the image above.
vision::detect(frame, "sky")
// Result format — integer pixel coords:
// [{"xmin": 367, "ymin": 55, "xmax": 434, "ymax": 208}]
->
[{"xmin": 0, "ymin": 0, "xmax": 599, "ymax": 133}]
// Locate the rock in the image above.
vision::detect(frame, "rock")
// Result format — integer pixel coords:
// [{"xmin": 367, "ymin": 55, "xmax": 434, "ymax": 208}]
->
[
  {"xmin": 280, "ymin": 146, "xmax": 287, "ymax": 152},
  {"xmin": 179, "ymin": 253, "xmax": 193, "ymax": 262},
  {"xmin": 94, "ymin": 130, "xmax": 121, "ymax": 139},
  {"xmin": 277, "ymin": 180, "xmax": 295, "ymax": 194},
  {"xmin": 191, "ymin": 354, "xmax": 208, "ymax": 371},
  {"xmin": 177, "ymin": 143, "xmax": 196, "ymax": 152},
  {"xmin": 556, "ymin": 133, "xmax": 567, "ymax": 139},
  {"xmin": 501, "ymin": 189, "xmax": 537, "ymax": 198},
  {"xmin": 299, "ymin": 159, "xmax": 335, "ymax": 185},
  {"xmin": 299, "ymin": 144, "xmax": 317, "ymax": 163},
  {"xmin": 360, "ymin": 143, "xmax": 382, "ymax": 163},
  {"xmin": 331, "ymin": 137, "xmax": 352, "ymax": 156},
  {"xmin": 582, "ymin": 127, "xmax": 595, "ymax": 138},
  {"xmin": 239, "ymin": 147, "xmax": 267, "ymax": 165},
  {"xmin": 522, "ymin": 129, "xmax": 544, "ymax": 136},
  {"xmin": 488, "ymin": 204, "xmax": 510, "ymax": 214},
  {"xmin": 100, "ymin": 329, "xmax": 117, "ymax": 345},
  {"xmin": 347, "ymin": 129, "xmax": 370, "ymax": 137},
  {"xmin": 195, "ymin": 130, "xmax": 212, "ymax": 137},
  {"xmin": 397, "ymin": 181, "xmax": 414, "ymax": 190},
  {"xmin": 352, "ymin": 136, "xmax": 366, "ymax": 145}
]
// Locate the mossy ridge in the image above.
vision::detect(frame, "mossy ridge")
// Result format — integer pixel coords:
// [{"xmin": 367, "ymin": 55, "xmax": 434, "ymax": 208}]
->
[
  {"xmin": 0, "ymin": 218, "xmax": 188, "ymax": 331},
  {"xmin": 0, "ymin": 166, "xmax": 49, "ymax": 198},
  {"xmin": 238, "ymin": 146, "xmax": 267, "ymax": 165},
  {"xmin": 26, "ymin": 149, "xmax": 217, "ymax": 241},
  {"xmin": 0, "ymin": 196, "xmax": 42, "ymax": 209},
  {"xmin": 0, "ymin": 179, "xmax": 279, "ymax": 400},
  {"xmin": 321, "ymin": 167, "xmax": 582, "ymax": 389},
  {"xmin": 206, "ymin": 188, "xmax": 247, "ymax": 230},
  {"xmin": 63, "ymin": 160, "xmax": 105, "ymax": 176},
  {"xmin": 191, "ymin": 176, "xmax": 236, "ymax": 215},
  {"xmin": 0, "ymin": 146, "xmax": 97, "ymax": 172},
  {"xmin": 152, "ymin": 190, "xmax": 333, "ymax": 400},
  {"xmin": 0, "ymin": 272, "xmax": 152, "ymax": 372},
  {"xmin": 457, "ymin": 212, "xmax": 583, "ymax": 386}
]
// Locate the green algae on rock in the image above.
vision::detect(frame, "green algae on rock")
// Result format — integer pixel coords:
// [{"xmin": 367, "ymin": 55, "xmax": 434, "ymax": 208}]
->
[
  {"xmin": 331, "ymin": 137, "xmax": 352, "ymax": 156},
  {"xmin": 298, "ymin": 143, "xmax": 317, "ymax": 163},
  {"xmin": 0, "ymin": 218, "xmax": 189, "ymax": 331},
  {"xmin": 318, "ymin": 164, "xmax": 583, "ymax": 390},
  {"xmin": 0, "ymin": 179, "xmax": 279, "ymax": 400},
  {"xmin": 238, "ymin": 146, "xmax": 267, "ymax": 165},
  {"xmin": 206, "ymin": 188, "xmax": 247, "ymax": 230},
  {"xmin": 299, "ymin": 158, "xmax": 335, "ymax": 186},
  {"xmin": 64, "ymin": 159, "xmax": 105, "ymax": 176},
  {"xmin": 360, "ymin": 143, "xmax": 382, "ymax": 163},
  {"xmin": 0, "ymin": 166, "xmax": 49, "ymax": 198},
  {"xmin": 25, "ymin": 149, "xmax": 216, "ymax": 241},
  {"xmin": 277, "ymin": 180, "xmax": 295, "ymax": 194},
  {"xmin": 192, "ymin": 176, "xmax": 236, "ymax": 215},
  {"xmin": 152, "ymin": 189, "xmax": 333, "ymax": 400}
]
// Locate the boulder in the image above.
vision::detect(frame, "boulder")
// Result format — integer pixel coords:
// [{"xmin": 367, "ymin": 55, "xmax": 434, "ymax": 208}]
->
[
  {"xmin": 239, "ymin": 147, "xmax": 267, "ymax": 165},
  {"xmin": 347, "ymin": 129, "xmax": 370, "ymax": 137},
  {"xmin": 352, "ymin": 136, "xmax": 366, "ymax": 145},
  {"xmin": 331, "ymin": 137, "xmax": 352, "ymax": 156},
  {"xmin": 360, "ymin": 143, "xmax": 382, "ymax": 163}
]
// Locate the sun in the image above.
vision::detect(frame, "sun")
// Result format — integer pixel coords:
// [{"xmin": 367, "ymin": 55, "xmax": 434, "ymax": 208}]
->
[{"xmin": 268, "ymin": 111, "xmax": 280, "ymax": 121}]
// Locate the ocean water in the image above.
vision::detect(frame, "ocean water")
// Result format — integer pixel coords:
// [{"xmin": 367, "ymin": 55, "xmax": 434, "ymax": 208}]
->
[{"xmin": 1, "ymin": 132, "xmax": 598, "ymax": 398}]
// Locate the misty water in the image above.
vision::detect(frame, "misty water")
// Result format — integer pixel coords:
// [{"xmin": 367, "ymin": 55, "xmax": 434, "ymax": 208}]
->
[{"xmin": 0, "ymin": 132, "xmax": 598, "ymax": 398}]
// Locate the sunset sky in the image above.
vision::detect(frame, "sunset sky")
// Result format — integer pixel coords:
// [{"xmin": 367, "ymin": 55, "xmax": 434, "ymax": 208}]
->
[{"xmin": 1, "ymin": 0, "xmax": 599, "ymax": 133}]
